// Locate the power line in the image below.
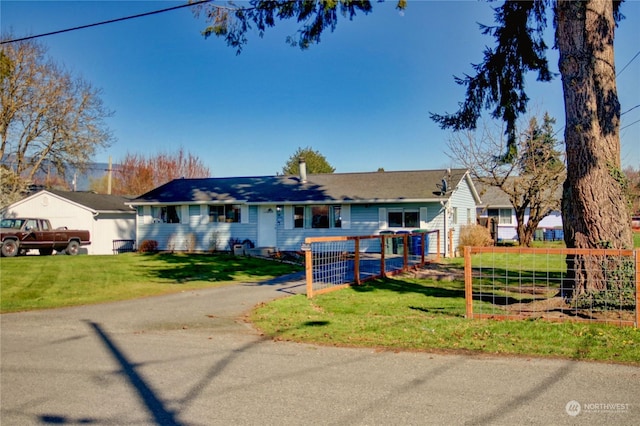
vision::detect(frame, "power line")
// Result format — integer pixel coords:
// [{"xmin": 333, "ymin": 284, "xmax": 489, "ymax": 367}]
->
[
  {"xmin": 617, "ymin": 49, "xmax": 640, "ymax": 76},
  {"xmin": 0, "ymin": 0, "xmax": 213, "ymax": 45},
  {"xmin": 621, "ymin": 118, "xmax": 640, "ymax": 132},
  {"xmin": 621, "ymin": 104, "xmax": 640, "ymax": 116}
]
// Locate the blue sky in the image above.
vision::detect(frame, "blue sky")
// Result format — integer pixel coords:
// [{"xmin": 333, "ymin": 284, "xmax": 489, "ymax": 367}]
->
[{"xmin": 2, "ymin": 0, "xmax": 639, "ymax": 178}]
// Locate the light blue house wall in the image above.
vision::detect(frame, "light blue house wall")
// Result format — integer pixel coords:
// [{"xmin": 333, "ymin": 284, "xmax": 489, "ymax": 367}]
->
[
  {"xmin": 135, "ymin": 181, "xmax": 478, "ymax": 257},
  {"xmin": 136, "ymin": 205, "xmax": 259, "ymax": 252},
  {"xmin": 131, "ymin": 169, "xmax": 481, "ymax": 257}
]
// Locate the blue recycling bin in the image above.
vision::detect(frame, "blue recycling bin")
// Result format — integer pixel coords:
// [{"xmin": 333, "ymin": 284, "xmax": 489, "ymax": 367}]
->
[
  {"xmin": 544, "ymin": 229, "xmax": 554, "ymax": 241},
  {"xmin": 553, "ymin": 229, "xmax": 564, "ymax": 241},
  {"xmin": 411, "ymin": 230, "xmax": 429, "ymax": 255}
]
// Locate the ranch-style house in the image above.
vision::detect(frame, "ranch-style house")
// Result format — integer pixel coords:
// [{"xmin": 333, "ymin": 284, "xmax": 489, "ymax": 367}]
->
[{"xmin": 128, "ymin": 165, "xmax": 481, "ymax": 257}]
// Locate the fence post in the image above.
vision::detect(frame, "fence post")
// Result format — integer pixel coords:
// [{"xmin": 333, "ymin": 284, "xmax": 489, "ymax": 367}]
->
[
  {"xmin": 403, "ymin": 233, "xmax": 409, "ymax": 271},
  {"xmin": 464, "ymin": 246, "xmax": 473, "ymax": 319},
  {"xmin": 354, "ymin": 237, "xmax": 361, "ymax": 285},
  {"xmin": 636, "ymin": 249, "xmax": 639, "ymax": 328},
  {"xmin": 436, "ymin": 230, "xmax": 441, "ymax": 261},
  {"xmin": 305, "ymin": 240, "xmax": 313, "ymax": 299},
  {"xmin": 380, "ymin": 235, "xmax": 386, "ymax": 277}
]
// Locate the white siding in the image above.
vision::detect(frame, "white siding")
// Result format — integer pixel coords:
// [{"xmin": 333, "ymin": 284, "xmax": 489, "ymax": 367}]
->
[
  {"xmin": 477, "ymin": 207, "xmax": 564, "ymax": 242},
  {"xmin": 447, "ymin": 177, "xmax": 479, "ymax": 256},
  {"xmin": 136, "ymin": 205, "xmax": 258, "ymax": 252},
  {"xmin": 340, "ymin": 205, "xmax": 351, "ymax": 229}
]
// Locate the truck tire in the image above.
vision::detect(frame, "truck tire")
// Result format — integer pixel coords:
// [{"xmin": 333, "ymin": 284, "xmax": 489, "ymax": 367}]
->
[
  {"xmin": 65, "ymin": 241, "xmax": 80, "ymax": 255},
  {"xmin": 1, "ymin": 240, "xmax": 19, "ymax": 257}
]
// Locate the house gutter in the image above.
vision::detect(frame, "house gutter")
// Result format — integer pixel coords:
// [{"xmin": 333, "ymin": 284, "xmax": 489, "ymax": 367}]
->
[
  {"xmin": 126, "ymin": 200, "xmax": 249, "ymax": 207},
  {"xmin": 92, "ymin": 210, "xmax": 137, "ymax": 215},
  {"xmin": 440, "ymin": 200, "xmax": 448, "ymax": 258},
  {"xmin": 248, "ymin": 198, "xmax": 447, "ymax": 206}
]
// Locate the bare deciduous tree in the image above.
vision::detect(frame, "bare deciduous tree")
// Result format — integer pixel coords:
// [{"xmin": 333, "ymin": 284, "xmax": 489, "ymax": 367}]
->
[
  {"xmin": 623, "ymin": 166, "xmax": 640, "ymax": 215},
  {"xmin": 98, "ymin": 148, "xmax": 211, "ymax": 196},
  {"xmin": 448, "ymin": 114, "xmax": 565, "ymax": 247},
  {"xmin": 0, "ymin": 35, "xmax": 114, "ymax": 207}
]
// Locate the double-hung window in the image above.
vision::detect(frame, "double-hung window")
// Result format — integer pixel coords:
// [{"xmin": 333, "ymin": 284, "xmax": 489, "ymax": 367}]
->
[
  {"xmin": 293, "ymin": 204, "xmax": 343, "ymax": 229},
  {"xmin": 152, "ymin": 206, "xmax": 180, "ymax": 223},
  {"xmin": 487, "ymin": 208, "xmax": 512, "ymax": 225},
  {"xmin": 209, "ymin": 205, "xmax": 242, "ymax": 223},
  {"xmin": 388, "ymin": 209, "xmax": 419, "ymax": 228}
]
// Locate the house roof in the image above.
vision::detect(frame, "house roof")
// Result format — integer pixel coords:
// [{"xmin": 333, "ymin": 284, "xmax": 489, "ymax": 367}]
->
[
  {"xmin": 474, "ymin": 182, "xmax": 512, "ymax": 208},
  {"xmin": 129, "ymin": 169, "xmax": 476, "ymax": 205},
  {"xmin": 475, "ymin": 179, "xmax": 563, "ymax": 209},
  {"xmin": 45, "ymin": 190, "xmax": 136, "ymax": 213}
]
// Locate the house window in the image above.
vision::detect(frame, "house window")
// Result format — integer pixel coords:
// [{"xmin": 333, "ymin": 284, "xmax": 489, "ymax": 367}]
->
[
  {"xmin": 294, "ymin": 206, "xmax": 305, "ymax": 228},
  {"xmin": 311, "ymin": 205, "xmax": 330, "ymax": 228},
  {"xmin": 227, "ymin": 205, "xmax": 241, "ymax": 223},
  {"xmin": 388, "ymin": 209, "xmax": 419, "ymax": 228},
  {"xmin": 452, "ymin": 207, "xmax": 458, "ymax": 225},
  {"xmin": 467, "ymin": 208, "xmax": 472, "ymax": 225},
  {"xmin": 333, "ymin": 206, "xmax": 342, "ymax": 228},
  {"xmin": 500, "ymin": 209, "xmax": 511, "ymax": 225},
  {"xmin": 404, "ymin": 211, "xmax": 419, "ymax": 228},
  {"xmin": 488, "ymin": 208, "xmax": 512, "ymax": 225},
  {"xmin": 152, "ymin": 206, "xmax": 180, "ymax": 223},
  {"xmin": 294, "ymin": 205, "xmax": 343, "ymax": 229},
  {"xmin": 209, "ymin": 205, "xmax": 241, "ymax": 223}
]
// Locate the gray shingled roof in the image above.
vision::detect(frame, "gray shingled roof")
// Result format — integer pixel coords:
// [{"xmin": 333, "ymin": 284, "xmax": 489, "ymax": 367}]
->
[
  {"xmin": 474, "ymin": 182, "xmax": 512, "ymax": 207},
  {"xmin": 48, "ymin": 190, "xmax": 135, "ymax": 213},
  {"xmin": 130, "ymin": 169, "xmax": 471, "ymax": 204},
  {"xmin": 474, "ymin": 179, "xmax": 563, "ymax": 208}
]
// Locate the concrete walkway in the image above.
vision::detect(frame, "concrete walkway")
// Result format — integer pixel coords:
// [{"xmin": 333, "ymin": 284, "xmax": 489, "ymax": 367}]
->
[{"xmin": 1, "ymin": 273, "xmax": 639, "ymax": 425}]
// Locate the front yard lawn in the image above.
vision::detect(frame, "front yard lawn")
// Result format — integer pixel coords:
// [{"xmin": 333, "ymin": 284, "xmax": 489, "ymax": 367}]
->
[{"xmin": 0, "ymin": 253, "xmax": 301, "ymax": 313}]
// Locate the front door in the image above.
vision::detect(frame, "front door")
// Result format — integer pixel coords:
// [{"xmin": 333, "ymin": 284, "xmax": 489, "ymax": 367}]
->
[{"xmin": 257, "ymin": 205, "xmax": 277, "ymax": 248}]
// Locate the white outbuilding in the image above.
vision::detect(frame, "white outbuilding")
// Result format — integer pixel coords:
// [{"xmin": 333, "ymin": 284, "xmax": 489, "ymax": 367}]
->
[{"xmin": 1, "ymin": 190, "xmax": 136, "ymax": 255}]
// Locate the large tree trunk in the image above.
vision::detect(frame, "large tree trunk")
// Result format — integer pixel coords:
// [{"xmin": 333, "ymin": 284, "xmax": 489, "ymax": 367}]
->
[{"xmin": 556, "ymin": 1, "xmax": 633, "ymax": 297}]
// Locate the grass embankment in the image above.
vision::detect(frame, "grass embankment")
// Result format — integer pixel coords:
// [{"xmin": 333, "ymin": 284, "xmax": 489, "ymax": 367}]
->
[
  {"xmin": 251, "ymin": 239, "xmax": 640, "ymax": 364},
  {"xmin": 0, "ymin": 253, "xmax": 301, "ymax": 313},
  {"xmin": 251, "ymin": 276, "xmax": 640, "ymax": 364}
]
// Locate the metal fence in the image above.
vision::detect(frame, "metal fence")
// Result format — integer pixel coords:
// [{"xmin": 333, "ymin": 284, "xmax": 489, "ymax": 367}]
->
[
  {"xmin": 304, "ymin": 231, "xmax": 441, "ymax": 298},
  {"xmin": 112, "ymin": 239, "xmax": 136, "ymax": 254},
  {"xmin": 463, "ymin": 246, "xmax": 639, "ymax": 327}
]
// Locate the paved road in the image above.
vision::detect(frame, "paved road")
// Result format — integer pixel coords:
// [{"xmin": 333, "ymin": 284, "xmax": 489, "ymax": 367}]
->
[{"xmin": 2, "ymin": 273, "xmax": 639, "ymax": 425}]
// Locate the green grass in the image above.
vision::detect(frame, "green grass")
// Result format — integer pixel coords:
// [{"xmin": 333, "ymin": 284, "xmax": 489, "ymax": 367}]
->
[
  {"xmin": 250, "ymin": 276, "xmax": 640, "ymax": 364},
  {"xmin": 0, "ymin": 253, "xmax": 302, "ymax": 313},
  {"xmin": 2, "ymin": 245, "xmax": 639, "ymax": 364}
]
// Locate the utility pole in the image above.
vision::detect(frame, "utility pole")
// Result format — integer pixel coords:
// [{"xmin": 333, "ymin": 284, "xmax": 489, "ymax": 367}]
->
[{"xmin": 107, "ymin": 156, "xmax": 112, "ymax": 195}]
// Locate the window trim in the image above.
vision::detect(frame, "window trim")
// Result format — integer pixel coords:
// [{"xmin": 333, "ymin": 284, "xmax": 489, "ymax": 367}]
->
[
  {"xmin": 387, "ymin": 208, "xmax": 420, "ymax": 228},
  {"xmin": 292, "ymin": 204, "xmax": 344, "ymax": 229},
  {"xmin": 152, "ymin": 205, "xmax": 181, "ymax": 223},
  {"xmin": 208, "ymin": 204, "xmax": 242, "ymax": 223},
  {"xmin": 487, "ymin": 208, "xmax": 513, "ymax": 225}
]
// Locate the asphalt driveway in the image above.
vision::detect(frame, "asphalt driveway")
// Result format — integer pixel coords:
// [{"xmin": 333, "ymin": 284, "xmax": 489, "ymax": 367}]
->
[{"xmin": 1, "ymin": 272, "xmax": 639, "ymax": 425}]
